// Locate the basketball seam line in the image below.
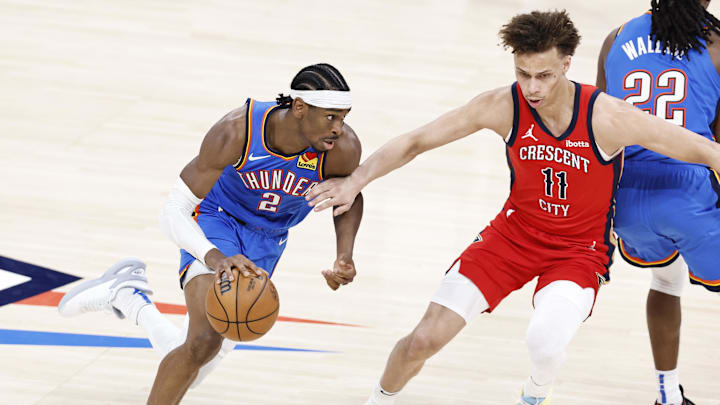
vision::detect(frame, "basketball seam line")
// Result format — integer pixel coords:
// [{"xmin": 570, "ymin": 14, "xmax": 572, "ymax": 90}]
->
[
  {"xmin": 246, "ymin": 277, "xmax": 269, "ymax": 334},
  {"xmin": 206, "ymin": 307, "xmax": 278, "ymax": 326},
  {"xmin": 211, "ymin": 278, "xmax": 231, "ymax": 334}
]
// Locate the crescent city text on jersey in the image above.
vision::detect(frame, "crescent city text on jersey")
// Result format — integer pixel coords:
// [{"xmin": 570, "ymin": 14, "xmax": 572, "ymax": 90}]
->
[
  {"xmin": 237, "ymin": 169, "xmax": 319, "ymax": 197},
  {"xmin": 519, "ymin": 140, "xmax": 592, "ymax": 173}
]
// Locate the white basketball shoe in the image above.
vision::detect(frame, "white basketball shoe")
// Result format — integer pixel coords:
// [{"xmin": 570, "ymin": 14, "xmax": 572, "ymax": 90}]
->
[
  {"xmin": 58, "ymin": 258, "xmax": 153, "ymax": 320},
  {"xmin": 518, "ymin": 390, "xmax": 552, "ymax": 405}
]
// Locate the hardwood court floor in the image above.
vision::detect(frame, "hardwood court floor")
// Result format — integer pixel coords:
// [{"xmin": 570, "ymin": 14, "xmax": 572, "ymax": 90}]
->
[{"xmin": 0, "ymin": 0, "xmax": 718, "ymax": 404}]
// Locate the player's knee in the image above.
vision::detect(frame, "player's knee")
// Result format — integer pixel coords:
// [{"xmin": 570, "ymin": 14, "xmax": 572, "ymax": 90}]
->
[
  {"xmin": 649, "ymin": 260, "xmax": 687, "ymax": 297},
  {"xmin": 185, "ymin": 331, "xmax": 223, "ymax": 367},
  {"xmin": 404, "ymin": 329, "xmax": 443, "ymax": 361},
  {"xmin": 525, "ymin": 322, "xmax": 564, "ymax": 362}
]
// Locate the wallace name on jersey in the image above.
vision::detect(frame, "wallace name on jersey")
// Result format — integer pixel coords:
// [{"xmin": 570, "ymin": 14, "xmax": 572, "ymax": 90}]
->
[{"xmin": 619, "ymin": 35, "xmax": 684, "ymax": 61}]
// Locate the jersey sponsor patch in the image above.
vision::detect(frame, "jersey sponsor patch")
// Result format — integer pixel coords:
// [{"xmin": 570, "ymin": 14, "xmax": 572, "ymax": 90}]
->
[{"xmin": 297, "ymin": 152, "xmax": 318, "ymax": 170}]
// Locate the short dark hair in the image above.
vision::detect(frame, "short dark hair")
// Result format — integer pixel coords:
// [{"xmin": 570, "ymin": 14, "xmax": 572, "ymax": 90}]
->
[
  {"xmin": 498, "ymin": 10, "xmax": 581, "ymax": 56},
  {"xmin": 276, "ymin": 63, "xmax": 350, "ymax": 107},
  {"xmin": 651, "ymin": 0, "xmax": 720, "ymax": 59}
]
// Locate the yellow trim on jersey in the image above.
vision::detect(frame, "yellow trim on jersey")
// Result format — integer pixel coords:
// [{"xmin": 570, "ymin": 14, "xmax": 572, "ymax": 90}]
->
[
  {"xmin": 689, "ymin": 272, "xmax": 720, "ymax": 287},
  {"xmin": 179, "ymin": 263, "xmax": 191, "ymax": 279},
  {"xmin": 261, "ymin": 104, "xmax": 296, "ymax": 160},
  {"xmin": 317, "ymin": 152, "xmax": 326, "ymax": 180},
  {"xmin": 618, "ymin": 238, "xmax": 678, "ymax": 266},
  {"xmin": 616, "ymin": 23, "xmax": 627, "ymax": 37},
  {"xmin": 234, "ymin": 99, "xmax": 255, "ymax": 171},
  {"xmin": 712, "ymin": 168, "xmax": 720, "ymax": 184}
]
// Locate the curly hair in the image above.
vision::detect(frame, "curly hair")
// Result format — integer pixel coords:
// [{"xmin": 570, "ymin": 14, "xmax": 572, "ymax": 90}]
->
[
  {"xmin": 498, "ymin": 10, "xmax": 581, "ymax": 56},
  {"xmin": 650, "ymin": 0, "xmax": 720, "ymax": 59}
]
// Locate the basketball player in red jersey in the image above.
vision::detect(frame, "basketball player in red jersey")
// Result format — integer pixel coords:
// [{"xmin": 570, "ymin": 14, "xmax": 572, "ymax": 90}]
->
[{"xmin": 306, "ymin": 10, "xmax": 720, "ymax": 404}]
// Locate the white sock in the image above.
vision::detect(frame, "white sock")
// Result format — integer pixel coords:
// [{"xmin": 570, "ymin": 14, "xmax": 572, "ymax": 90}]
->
[
  {"xmin": 656, "ymin": 369, "xmax": 682, "ymax": 405},
  {"xmin": 364, "ymin": 383, "xmax": 398, "ymax": 405},
  {"xmin": 113, "ymin": 288, "xmax": 153, "ymax": 324},
  {"xmin": 136, "ymin": 304, "xmax": 185, "ymax": 357},
  {"xmin": 522, "ymin": 376, "xmax": 551, "ymax": 398}
]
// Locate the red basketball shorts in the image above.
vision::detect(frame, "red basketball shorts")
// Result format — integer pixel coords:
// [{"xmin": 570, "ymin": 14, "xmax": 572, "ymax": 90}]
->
[{"xmin": 455, "ymin": 203, "xmax": 610, "ymax": 313}]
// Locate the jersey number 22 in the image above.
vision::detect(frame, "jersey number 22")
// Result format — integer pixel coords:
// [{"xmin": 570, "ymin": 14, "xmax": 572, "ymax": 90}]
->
[{"xmin": 623, "ymin": 69, "xmax": 687, "ymax": 126}]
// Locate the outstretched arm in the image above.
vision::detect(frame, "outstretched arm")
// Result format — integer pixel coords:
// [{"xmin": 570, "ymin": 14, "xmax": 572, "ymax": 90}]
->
[
  {"xmin": 306, "ymin": 86, "xmax": 514, "ymax": 215},
  {"xmin": 593, "ymin": 93, "xmax": 720, "ymax": 170}
]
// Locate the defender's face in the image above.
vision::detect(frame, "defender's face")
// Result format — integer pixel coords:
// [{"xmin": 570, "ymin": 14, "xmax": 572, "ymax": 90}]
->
[
  {"xmin": 299, "ymin": 105, "xmax": 350, "ymax": 151},
  {"xmin": 514, "ymin": 47, "xmax": 571, "ymax": 109}
]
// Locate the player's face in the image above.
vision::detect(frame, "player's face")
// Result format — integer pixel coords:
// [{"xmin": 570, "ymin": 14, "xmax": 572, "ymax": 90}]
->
[
  {"xmin": 513, "ymin": 47, "xmax": 571, "ymax": 109},
  {"xmin": 299, "ymin": 105, "xmax": 350, "ymax": 151}
]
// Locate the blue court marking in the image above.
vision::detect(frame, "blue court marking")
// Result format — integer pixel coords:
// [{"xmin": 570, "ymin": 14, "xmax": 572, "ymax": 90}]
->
[
  {"xmin": 0, "ymin": 255, "xmax": 80, "ymax": 306},
  {"xmin": 0, "ymin": 329, "xmax": 332, "ymax": 352}
]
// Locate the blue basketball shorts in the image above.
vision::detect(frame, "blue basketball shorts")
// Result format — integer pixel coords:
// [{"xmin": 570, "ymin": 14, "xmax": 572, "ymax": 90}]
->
[
  {"xmin": 177, "ymin": 202, "xmax": 288, "ymax": 289},
  {"xmin": 614, "ymin": 161, "xmax": 720, "ymax": 292}
]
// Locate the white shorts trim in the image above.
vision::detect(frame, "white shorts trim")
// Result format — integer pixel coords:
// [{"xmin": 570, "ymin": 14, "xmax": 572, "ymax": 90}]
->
[
  {"xmin": 430, "ymin": 261, "xmax": 489, "ymax": 323},
  {"xmin": 182, "ymin": 260, "xmax": 214, "ymax": 289}
]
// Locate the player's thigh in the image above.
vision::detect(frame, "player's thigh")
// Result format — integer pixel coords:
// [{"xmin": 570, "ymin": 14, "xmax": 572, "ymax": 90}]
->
[
  {"xmin": 235, "ymin": 226, "xmax": 287, "ymax": 277},
  {"xmin": 430, "ymin": 260, "xmax": 489, "ymax": 324},
  {"xmin": 667, "ymin": 170, "xmax": 720, "ymax": 289},
  {"xmin": 183, "ymin": 274, "xmax": 223, "ymax": 353}
]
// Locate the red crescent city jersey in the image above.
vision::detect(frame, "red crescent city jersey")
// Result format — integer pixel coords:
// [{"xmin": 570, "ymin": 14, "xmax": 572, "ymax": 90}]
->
[{"xmin": 505, "ymin": 81, "xmax": 623, "ymax": 264}]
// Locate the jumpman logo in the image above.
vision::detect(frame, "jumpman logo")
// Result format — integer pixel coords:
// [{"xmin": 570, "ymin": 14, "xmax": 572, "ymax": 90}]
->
[{"xmin": 521, "ymin": 124, "xmax": 538, "ymax": 142}]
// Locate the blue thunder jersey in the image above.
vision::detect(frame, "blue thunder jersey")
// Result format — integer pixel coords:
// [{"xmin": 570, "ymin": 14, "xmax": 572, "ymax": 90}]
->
[
  {"xmin": 605, "ymin": 11, "xmax": 720, "ymax": 164},
  {"xmin": 203, "ymin": 99, "xmax": 326, "ymax": 232}
]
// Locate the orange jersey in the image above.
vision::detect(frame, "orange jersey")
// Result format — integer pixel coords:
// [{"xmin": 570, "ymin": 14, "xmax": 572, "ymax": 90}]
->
[{"xmin": 505, "ymin": 82, "xmax": 623, "ymax": 265}]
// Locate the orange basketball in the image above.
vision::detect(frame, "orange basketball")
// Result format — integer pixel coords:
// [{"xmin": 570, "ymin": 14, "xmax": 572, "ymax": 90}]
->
[{"xmin": 205, "ymin": 269, "xmax": 279, "ymax": 342}]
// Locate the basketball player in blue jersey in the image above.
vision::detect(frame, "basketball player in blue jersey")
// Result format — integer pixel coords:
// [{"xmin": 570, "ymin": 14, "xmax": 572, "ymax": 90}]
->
[
  {"xmin": 597, "ymin": 1, "xmax": 720, "ymax": 404},
  {"xmin": 58, "ymin": 63, "xmax": 364, "ymax": 404}
]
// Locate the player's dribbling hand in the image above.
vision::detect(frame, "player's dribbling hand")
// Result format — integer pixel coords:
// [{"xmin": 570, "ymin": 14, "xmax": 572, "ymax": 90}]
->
[
  {"xmin": 206, "ymin": 249, "xmax": 267, "ymax": 284},
  {"xmin": 321, "ymin": 259, "xmax": 356, "ymax": 290},
  {"xmin": 305, "ymin": 177, "xmax": 360, "ymax": 216}
]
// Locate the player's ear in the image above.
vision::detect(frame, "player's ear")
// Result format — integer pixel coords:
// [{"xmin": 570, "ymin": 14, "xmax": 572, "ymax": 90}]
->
[
  {"xmin": 562, "ymin": 55, "xmax": 571, "ymax": 75},
  {"xmin": 291, "ymin": 98, "xmax": 307, "ymax": 119}
]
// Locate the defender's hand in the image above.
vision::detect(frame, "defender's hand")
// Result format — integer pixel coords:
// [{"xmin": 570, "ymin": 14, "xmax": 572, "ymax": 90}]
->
[
  {"xmin": 321, "ymin": 259, "xmax": 356, "ymax": 290},
  {"xmin": 306, "ymin": 177, "xmax": 360, "ymax": 216}
]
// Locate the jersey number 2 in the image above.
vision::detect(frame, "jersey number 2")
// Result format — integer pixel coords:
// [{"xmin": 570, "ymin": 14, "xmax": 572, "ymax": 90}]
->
[
  {"xmin": 623, "ymin": 69, "xmax": 687, "ymax": 126},
  {"xmin": 258, "ymin": 192, "xmax": 281, "ymax": 213}
]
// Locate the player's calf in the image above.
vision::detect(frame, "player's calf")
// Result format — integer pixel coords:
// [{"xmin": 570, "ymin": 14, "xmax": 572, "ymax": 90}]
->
[{"xmin": 183, "ymin": 330, "xmax": 223, "ymax": 369}]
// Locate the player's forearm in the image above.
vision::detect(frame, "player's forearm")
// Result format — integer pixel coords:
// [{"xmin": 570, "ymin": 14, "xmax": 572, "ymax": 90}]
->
[
  {"xmin": 159, "ymin": 178, "xmax": 217, "ymax": 265},
  {"xmin": 347, "ymin": 134, "xmax": 421, "ymax": 191},
  {"xmin": 645, "ymin": 121, "xmax": 720, "ymax": 169},
  {"xmin": 333, "ymin": 192, "xmax": 363, "ymax": 260}
]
